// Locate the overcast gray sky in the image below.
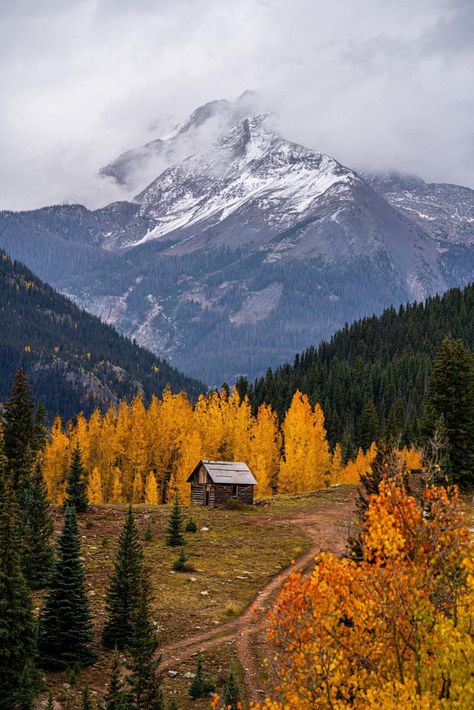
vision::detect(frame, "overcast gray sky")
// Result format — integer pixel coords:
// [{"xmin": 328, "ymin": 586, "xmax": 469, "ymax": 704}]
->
[{"xmin": 1, "ymin": 0, "xmax": 473, "ymax": 210}]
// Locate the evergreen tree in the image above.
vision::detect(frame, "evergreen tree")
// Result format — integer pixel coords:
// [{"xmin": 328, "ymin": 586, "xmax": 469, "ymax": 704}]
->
[
  {"xmin": 22, "ymin": 458, "xmax": 54, "ymax": 588},
  {"xmin": 188, "ymin": 653, "xmax": 215, "ymax": 699},
  {"xmin": 64, "ymin": 444, "xmax": 89, "ymax": 512},
  {"xmin": 38, "ymin": 506, "xmax": 96, "ymax": 670},
  {"xmin": 428, "ymin": 338, "xmax": 474, "ymax": 485},
  {"xmin": 104, "ymin": 650, "xmax": 129, "ymax": 710},
  {"xmin": 102, "ymin": 506, "xmax": 144, "ymax": 650},
  {"xmin": 222, "ymin": 668, "xmax": 241, "ymax": 710},
  {"xmin": 82, "ymin": 686, "xmax": 93, "ymax": 710},
  {"xmin": 166, "ymin": 492, "xmax": 184, "ymax": 547},
  {"xmin": 358, "ymin": 399, "xmax": 379, "ymax": 450},
  {"xmin": 47, "ymin": 690, "xmax": 54, "ymax": 710},
  {"xmin": 33, "ymin": 401, "xmax": 47, "ymax": 453},
  {"xmin": 0, "ymin": 442, "xmax": 40, "ymax": 708},
  {"xmin": 126, "ymin": 573, "xmax": 163, "ymax": 710},
  {"xmin": 2, "ymin": 369, "xmax": 36, "ymax": 488}
]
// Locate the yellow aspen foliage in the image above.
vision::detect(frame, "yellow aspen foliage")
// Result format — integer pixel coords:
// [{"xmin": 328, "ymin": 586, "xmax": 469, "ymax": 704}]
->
[
  {"xmin": 110, "ymin": 467, "xmax": 123, "ymax": 503},
  {"xmin": 249, "ymin": 404, "xmax": 281, "ymax": 497},
  {"xmin": 399, "ymin": 447, "xmax": 423, "ymax": 471},
  {"xmin": 173, "ymin": 429, "xmax": 202, "ymax": 503},
  {"xmin": 194, "ymin": 390, "xmax": 226, "ymax": 459},
  {"xmin": 132, "ymin": 472, "xmax": 144, "ymax": 504},
  {"xmin": 144, "ymin": 472, "xmax": 159, "ymax": 504},
  {"xmin": 279, "ymin": 392, "xmax": 331, "ymax": 494},
  {"xmin": 331, "ymin": 442, "xmax": 345, "ymax": 484},
  {"xmin": 254, "ymin": 480, "xmax": 474, "ymax": 709},
  {"xmin": 43, "ymin": 416, "xmax": 70, "ymax": 503},
  {"xmin": 306, "ymin": 402, "xmax": 331, "ymax": 489},
  {"xmin": 88, "ymin": 466, "xmax": 104, "ymax": 504}
]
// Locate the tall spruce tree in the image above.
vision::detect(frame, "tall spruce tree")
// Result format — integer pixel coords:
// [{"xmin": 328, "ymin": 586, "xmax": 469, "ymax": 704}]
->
[
  {"xmin": 222, "ymin": 668, "xmax": 241, "ymax": 710},
  {"xmin": 166, "ymin": 492, "xmax": 184, "ymax": 547},
  {"xmin": 428, "ymin": 337, "xmax": 474, "ymax": 485},
  {"xmin": 0, "ymin": 440, "xmax": 40, "ymax": 709},
  {"xmin": 3, "ymin": 369, "xmax": 36, "ymax": 489},
  {"xmin": 21, "ymin": 458, "xmax": 54, "ymax": 588},
  {"xmin": 104, "ymin": 650, "xmax": 129, "ymax": 710},
  {"xmin": 102, "ymin": 506, "xmax": 144, "ymax": 650},
  {"xmin": 81, "ymin": 686, "xmax": 93, "ymax": 710},
  {"xmin": 126, "ymin": 573, "xmax": 163, "ymax": 710},
  {"xmin": 38, "ymin": 506, "xmax": 96, "ymax": 670},
  {"xmin": 64, "ymin": 444, "xmax": 89, "ymax": 512}
]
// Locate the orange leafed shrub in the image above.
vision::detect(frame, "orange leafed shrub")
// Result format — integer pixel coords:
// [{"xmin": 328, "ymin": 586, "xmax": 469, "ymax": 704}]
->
[{"xmin": 253, "ymin": 480, "xmax": 474, "ymax": 709}]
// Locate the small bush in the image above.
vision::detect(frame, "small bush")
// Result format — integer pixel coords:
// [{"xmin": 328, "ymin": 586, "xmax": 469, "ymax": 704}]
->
[
  {"xmin": 226, "ymin": 498, "xmax": 245, "ymax": 511},
  {"xmin": 144, "ymin": 522, "xmax": 153, "ymax": 542},
  {"xmin": 185, "ymin": 517, "xmax": 197, "ymax": 533},
  {"xmin": 188, "ymin": 654, "xmax": 216, "ymax": 699},
  {"xmin": 172, "ymin": 547, "xmax": 188, "ymax": 572},
  {"xmin": 101, "ymin": 536, "xmax": 109, "ymax": 548},
  {"xmin": 224, "ymin": 601, "xmax": 241, "ymax": 618},
  {"xmin": 85, "ymin": 519, "xmax": 95, "ymax": 529}
]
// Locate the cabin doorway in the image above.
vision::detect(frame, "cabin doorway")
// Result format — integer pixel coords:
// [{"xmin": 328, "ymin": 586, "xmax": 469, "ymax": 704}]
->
[{"xmin": 204, "ymin": 488, "xmax": 210, "ymax": 506}]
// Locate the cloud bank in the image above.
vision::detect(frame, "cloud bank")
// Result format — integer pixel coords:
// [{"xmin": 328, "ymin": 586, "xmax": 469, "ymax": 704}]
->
[{"xmin": 1, "ymin": 0, "xmax": 473, "ymax": 210}]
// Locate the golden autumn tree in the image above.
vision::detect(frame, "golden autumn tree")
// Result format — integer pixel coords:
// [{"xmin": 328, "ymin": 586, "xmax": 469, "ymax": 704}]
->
[
  {"xmin": 249, "ymin": 404, "xmax": 281, "ymax": 496},
  {"xmin": 279, "ymin": 392, "xmax": 331, "ymax": 494},
  {"xmin": 253, "ymin": 480, "xmax": 474, "ymax": 709},
  {"xmin": 88, "ymin": 466, "xmax": 104, "ymax": 504},
  {"xmin": 144, "ymin": 471, "xmax": 159, "ymax": 504},
  {"xmin": 43, "ymin": 416, "xmax": 70, "ymax": 503},
  {"xmin": 331, "ymin": 442, "xmax": 345, "ymax": 484},
  {"xmin": 173, "ymin": 429, "xmax": 202, "ymax": 502}
]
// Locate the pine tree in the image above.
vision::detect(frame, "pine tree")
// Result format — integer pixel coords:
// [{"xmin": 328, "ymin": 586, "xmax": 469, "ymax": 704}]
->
[
  {"xmin": 102, "ymin": 506, "xmax": 144, "ymax": 650},
  {"xmin": 222, "ymin": 668, "xmax": 241, "ymax": 709},
  {"xmin": 428, "ymin": 338, "xmax": 474, "ymax": 485},
  {"xmin": 0, "ymin": 442, "xmax": 40, "ymax": 708},
  {"xmin": 21, "ymin": 457, "xmax": 54, "ymax": 588},
  {"xmin": 38, "ymin": 506, "xmax": 96, "ymax": 669},
  {"xmin": 358, "ymin": 399, "xmax": 379, "ymax": 450},
  {"xmin": 3, "ymin": 369, "xmax": 36, "ymax": 488},
  {"xmin": 82, "ymin": 686, "xmax": 93, "ymax": 710},
  {"xmin": 188, "ymin": 653, "xmax": 215, "ymax": 699},
  {"xmin": 33, "ymin": 401, "xmax": 47, "ymax": 453},
  {"xmin": 104, "ymin": 650, "xmax": 129, "ymax": 710},
  {"xmin": 64, "ymin": 444, "xmax": 89, "ymax": 512},
  {"xmin": 47, "ymin": 689, "xmax": 55, "ymax": 710},
  {"xmin": 188, "ymin": 653, "xmax": 204, "ymax": 699},
  {"xmin": 126, "ymin": 573, "xmax": 163, "ymax": 710},
  {"xmin": 166, "ymin": 492, "xmax": 184, "ymax": 547}
]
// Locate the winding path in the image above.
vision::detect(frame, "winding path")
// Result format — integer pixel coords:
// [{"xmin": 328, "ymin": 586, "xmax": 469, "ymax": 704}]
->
[{"xmin": 158, "ymin": 490, "xmax": 355, "ymax": 703}]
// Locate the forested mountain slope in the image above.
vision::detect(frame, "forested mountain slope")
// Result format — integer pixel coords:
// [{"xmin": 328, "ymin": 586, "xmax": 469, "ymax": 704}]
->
[
  {"xmin": 0, "ymin": 252, "xmax": 204, "ymax": 419},
  {"xmin": 247, "ymin": 283, "xmax": 474, "ymax": 453}
]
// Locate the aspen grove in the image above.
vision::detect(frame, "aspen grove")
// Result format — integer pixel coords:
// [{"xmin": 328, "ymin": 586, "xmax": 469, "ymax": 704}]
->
[{"xmin": 42, "ymin": 387, "xmax": 422, "ymax": 505}]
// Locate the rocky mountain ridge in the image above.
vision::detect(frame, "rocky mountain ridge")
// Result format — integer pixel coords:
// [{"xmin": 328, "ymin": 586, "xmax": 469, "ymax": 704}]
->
[{"xmin": 1, "ymin": 93, "xmax": 473, "ymax": 384}]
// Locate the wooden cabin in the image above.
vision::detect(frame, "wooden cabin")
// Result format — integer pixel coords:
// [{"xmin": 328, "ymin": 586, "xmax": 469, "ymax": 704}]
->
[{"xmin": 187, "ymin": 460, "xmax": 257, "ymax": 507}]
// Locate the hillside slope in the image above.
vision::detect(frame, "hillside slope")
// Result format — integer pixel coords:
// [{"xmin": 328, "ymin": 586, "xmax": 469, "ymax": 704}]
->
[
  {"xmin": 0, "ymin": 252, "xmax": 204, "ymax": 420},
  {"xmin": 247, "ymin": 283, "xmax": 474, "ymax": 452}
]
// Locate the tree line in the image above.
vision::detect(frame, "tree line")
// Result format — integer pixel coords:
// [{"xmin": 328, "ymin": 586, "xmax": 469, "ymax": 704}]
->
[{"xmin": 243, "ymin": 283, "xmax": 474, "ymax": 460}]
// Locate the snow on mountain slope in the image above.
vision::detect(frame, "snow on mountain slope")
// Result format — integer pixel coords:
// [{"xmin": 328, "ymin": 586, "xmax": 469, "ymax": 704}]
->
[
  {"xmin": 122, "ymin": 115, "xmax": 357, "ymax": 251},
  {"xmin": 365, "ymin": 173, "xmax": 474, "ymax": 245}
]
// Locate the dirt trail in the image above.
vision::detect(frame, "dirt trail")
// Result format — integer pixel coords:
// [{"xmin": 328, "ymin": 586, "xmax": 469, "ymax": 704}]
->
[{"xmin": 158, "ymin": 492, "xmax": 355, "ymax": 702}]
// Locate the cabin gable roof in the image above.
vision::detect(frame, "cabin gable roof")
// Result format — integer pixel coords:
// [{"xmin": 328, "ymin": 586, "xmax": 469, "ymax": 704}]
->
[{"xmin": 187, "ymin": 460, "xmax": 257, "ymax": 485}]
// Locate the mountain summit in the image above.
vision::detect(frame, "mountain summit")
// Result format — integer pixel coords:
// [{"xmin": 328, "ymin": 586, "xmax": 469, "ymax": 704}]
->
[{"xmin": 1, "ymin": 94, "xmax": 473, "ymax": 383}]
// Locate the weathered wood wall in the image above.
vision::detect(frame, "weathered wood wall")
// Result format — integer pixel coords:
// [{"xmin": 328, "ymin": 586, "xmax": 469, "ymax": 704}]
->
[{"xmin": 190, "ymin": 481, "xmax": 254, "ymax": 507}]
